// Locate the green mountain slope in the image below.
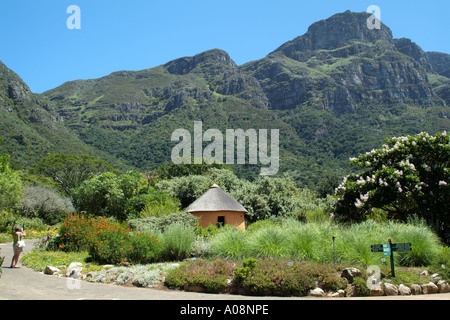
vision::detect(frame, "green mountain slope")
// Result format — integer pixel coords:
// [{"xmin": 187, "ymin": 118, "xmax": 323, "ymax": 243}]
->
[
  {"xmin": 0, "ymin": 61, "xmax": 127, "ymax": 170},
  {"xmin": 2, "ymin": 11, "xmax": 449, "ymax": 190}
]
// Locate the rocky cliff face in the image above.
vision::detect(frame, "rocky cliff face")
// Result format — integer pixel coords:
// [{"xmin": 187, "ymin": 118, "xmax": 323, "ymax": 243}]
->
[
  {"xmin": 3, "ymin": 11, "xmax": 448, "ymax": 185},
  {"xmin": 242, "ymin": 11, "xmax": 442, "ymax": 113}
]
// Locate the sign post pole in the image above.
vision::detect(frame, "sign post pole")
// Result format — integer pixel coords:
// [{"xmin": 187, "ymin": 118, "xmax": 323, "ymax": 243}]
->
[{"xmin": 388, "ymin": 238, "xmax": 395, "ymax": 277}]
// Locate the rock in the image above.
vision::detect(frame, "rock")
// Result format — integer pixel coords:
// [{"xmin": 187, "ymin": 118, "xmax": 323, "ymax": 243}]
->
[
  {"xmin": 308, "ymin": 288, "xmax": 325, "ymax": 297},
  {"xmin": 369, "ymin": 284, "xmax": 384, "ymax": 296},
  {"xmin": 384, "ymin": 283, "xmax": 399, "ymax": 296},
  {"xmin": 103, "ymin": 265, "xmax": 115, "ymax": 270},
  {"xmin": 184, "ymin": 284, "xmax": 205, "ymax": 293},
  {"xmin": 329, "ymin": 289, "xmax": 346, "ymax": 298},
  {"xmin": 431, "ymin": 273, "xmax": 442, "ymax": 283},
  {"xmin": 437, "ymin": 280, "xmax": 450, "ymax": 293},
  {"xmin": 66, "ymin": 262, "xmax": 83, "ymax": 277},
  {"xmin": 398, "ymin": 284, "xmax": 411, "ymax": 295},
  {"xmin": 44, "ymin": 266, "xmax": 60, "ymax": 275},
  {"xmin": 420, "ymin": 270, "xmax": 429, "ymax": 276},
  {"xmin": 69, "ymin": 267, "xmax": 83, "ymax": 280},
  {"xmin": 346, "ymin": 284, "xmax": 357, "ymax": 297},
  {"xmin": 410, "ymin": 284, "xmax": 422, "ymax": 295},
  {"xmin": 341, "ymin": 267, "xmax": 362, "ymax": 283},
  {"xmin": 421, "ymin": 282, "xmax": 439, "ymax": 294}
]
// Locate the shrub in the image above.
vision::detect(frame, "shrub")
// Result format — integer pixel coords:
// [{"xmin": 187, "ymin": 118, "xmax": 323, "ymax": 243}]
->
[
  {"xmin": 72, "ymin": 171, "xmax": 145, "ymax": 220},
  {"xmin": 429, "ymin": 246, "xmax": 450, "ymax": 281},
  {"xmin": 19, "ymin": 185, "xmax": 74, "ymax": 224},
  {"xmin": 238, "ymin": 259, "xmax": 316, "ymax": 296},
  {"xmin": 160, "ymin": 223, "xmax": 195, "ymax": 261},
  {"xmin": 234, "ymin": 257, "xmax": 257, "ymax": 284},
  {"xmin": 128, "ymin": 212, "xmax": 199, "ymax": 234},
  {"xmin": 165, "ymin": 258, "xmax": 236, "ymax": 292},
  {"xmin": 128, "ymin": 232, "xmax": 161, "ymax": 264},
  {"xmin": 353, "ymin": 276, "xmax": 370, "ymax": 296},
  {"xmin": 58, "ymin": 213, "xmax": 162, "ymax": 265},
  {"xmin": 138, "ymin": 191, "xmax": 181, "ymax": 218}
]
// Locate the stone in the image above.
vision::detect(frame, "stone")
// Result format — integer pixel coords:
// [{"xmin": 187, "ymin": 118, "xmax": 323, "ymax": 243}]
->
[
  {"xmin": 369, "ymin": 284, "xmax": 384, "ymax": 296},
  {"xmin": 410, "ymin": 284, "xmax": 422, "ymax": 295},
  {"xmin": 66, "ymin": 262, "xmax": 83, "ymax": 277},
  {"xmin": 437, "ymin": 280, "xmax": 450, "ymax": 293},
  {"xmin": 308, "ymin": 288, "xmax": 325, "ymax": 297},
  {"xmin": 329, "ymin": 290, "xmax": 346, "ymax": 298},
  {"xmin": 103, "ymin": 265, "xmax": 115, "ymax": 270},
  {"xmin": 384, "ymin": 283, "xmax": 399, "ymax": 296},
  {"xmin": 420, "ymin": 270, "xmax": 428, "ymax": 276},
  {"xmin": 44, "ymin": 266, "xmax": 60, "ymax": 275},
  {"xmin": 398, "ymin": 284, "xmax": 411, "ymax": 295},
  {"xmin": 69, "ymin": 267, "xmax": 83, "ymax": 280},
  {"xmin": 431, "ymin": 273, "xmax": 442, "ymax": 283},
  {"xmin": 421, "ymin": 282, "xmax": 439, "ymax": 294},
  {"xmin": 184, "ymin": 284, "xmax": 205, "ymax": 293},
  {"xmin": 346, "ymin": 284, "xmax": 357, "ymax": 297},
  {"xmin": 340, "ymin": 267, "xmax": 362, "ymax": 283}
]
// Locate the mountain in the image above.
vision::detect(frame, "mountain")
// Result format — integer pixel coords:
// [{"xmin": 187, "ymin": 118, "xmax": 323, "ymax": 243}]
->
[
  {"xmin": 2, "ymin": 11, "xmax": 449, "ymax": 190},
  {"xmin": 0, "ymin": 61, "xmax": 127, "ymax": 170}
]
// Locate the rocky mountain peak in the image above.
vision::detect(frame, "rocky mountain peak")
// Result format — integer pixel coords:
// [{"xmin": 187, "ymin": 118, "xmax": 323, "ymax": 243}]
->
[
  {"xmin": 272, "ymin": 11, "xmax": 394, "ymax": 59},
  {"xmin": 164, "ymin": 49, "xmax": 237, "ymax": 75}
]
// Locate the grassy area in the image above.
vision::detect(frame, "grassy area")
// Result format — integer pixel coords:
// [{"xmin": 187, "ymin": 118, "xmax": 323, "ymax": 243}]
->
[{"xmin": 208, "ymin": 219, "xmax": 443, "ymax": 267}]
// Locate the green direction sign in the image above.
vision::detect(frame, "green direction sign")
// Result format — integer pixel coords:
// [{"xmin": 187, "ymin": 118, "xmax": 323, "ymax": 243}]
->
[
  {"xmin": 391, "ymin": 243, "xmax": 412, "ymax": 252},
  {"xmin": 371, "ymin": 244, "xmax": 384, "ymax": 252},
  {"xmin": 370, "ymin": 241, "xmax": 412, "ymax": 277},
  {"xmin": 371, "ymin": 244, "xmax": 391, "ymax": 254},
  {"xmin": 383, "ymin": 244, "xmax": 391, "ymax": 256}
]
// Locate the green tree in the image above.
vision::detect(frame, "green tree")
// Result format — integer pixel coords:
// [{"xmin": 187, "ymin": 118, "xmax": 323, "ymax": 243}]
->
[
  {"xmin": 30, "ymin": 154, "xmax": 115, "ymax": 197},
  {"xmin": 0, "ymin": 154, "xmax": 23, "ymax": 210},
  {"xmin": 334, "ymin": 131, "xmax": 449, "ymax": 241},
  {"xmin": 155, "ymin": 159, "xmax": 230, "ymax": 180},
  {"xmin": 72, "ymin": 171, "xmax": 145, "ymax": 220}
]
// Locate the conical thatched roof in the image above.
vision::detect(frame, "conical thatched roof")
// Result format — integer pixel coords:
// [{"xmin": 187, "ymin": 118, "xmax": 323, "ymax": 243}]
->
[{"xmin": 187, "ymin": 184, "xmax": 247, "ymax": 213}]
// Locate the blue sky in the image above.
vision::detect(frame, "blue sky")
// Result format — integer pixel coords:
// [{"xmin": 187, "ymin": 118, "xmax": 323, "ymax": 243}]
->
[{"xmin": 1, "ymin": 0, "xmax": 449, "ymax": 93}]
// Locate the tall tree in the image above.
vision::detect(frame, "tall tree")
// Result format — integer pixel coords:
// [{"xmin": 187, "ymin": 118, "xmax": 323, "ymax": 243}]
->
[
  {"xmin": 334, "ymin": 131, "xmax": 449, "ymax": 241},
  {"xmin": 30, "ymin": 154, "xmax": 115, "ymax": 197}
]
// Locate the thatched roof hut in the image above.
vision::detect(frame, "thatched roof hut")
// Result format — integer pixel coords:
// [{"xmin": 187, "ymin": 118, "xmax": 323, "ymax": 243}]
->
[{"xmin": 187, "ymin": 184, "xmax": 247, "ymax": 231}]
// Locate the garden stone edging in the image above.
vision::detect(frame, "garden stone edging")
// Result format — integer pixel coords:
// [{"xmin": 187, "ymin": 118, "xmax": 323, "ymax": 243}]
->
[{"xmin": 41, "ymin": 263, "xmax": 450, "ymax": 298}]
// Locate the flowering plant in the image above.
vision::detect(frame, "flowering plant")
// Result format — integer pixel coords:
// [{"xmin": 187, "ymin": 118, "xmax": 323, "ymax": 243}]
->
[
  {"xmin": 59, "ymin": 214, "xmax": 160, "ymax": 264},
  {"xmin": 334, "ymin": 131, "xmax": 449, "ymax": 239}
]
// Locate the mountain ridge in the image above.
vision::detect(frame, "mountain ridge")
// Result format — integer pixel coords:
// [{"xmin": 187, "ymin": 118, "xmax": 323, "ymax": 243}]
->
[{"xmin": 1, "ymin": 10, "xmax": 449, "ymax": 189}]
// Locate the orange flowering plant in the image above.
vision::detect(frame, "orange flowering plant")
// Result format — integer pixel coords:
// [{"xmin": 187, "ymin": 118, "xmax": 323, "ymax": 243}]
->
[{"xmin": 59, "ymin": 213, "xmax": 161, "ymax": 264}]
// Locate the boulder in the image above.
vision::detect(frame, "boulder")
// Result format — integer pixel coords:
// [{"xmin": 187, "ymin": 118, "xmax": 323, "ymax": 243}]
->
[
  {"xmin": 69, "ymin": 267, "xmax": 83, "ymax": 280},
  {"xmin": 420, "ymin": 270, "xmax": 429, "ymax": 276},
  {"xmin": 341, "ymin": 267, "xmax": 362, "ymax": 283},
  {"xmin": 66, "ymin": 262, "xmax": 83, "ymax": 277},
  {"xmin": 44, "ymin": 266, "xmax": 60, "ymax": 275},
  {"xmin": 421, "ymin": 282, "xmax": 439, "ymax": 294},
  {"xmin": 437, "ymin": 280, "xmax": 450, "ymax": 293},
  {"xmin": 346, "ymin": 284, "xmax": 357, "ymax": 297},
  {"xmin": 431, "ymin": 273, "xmax": 442, "ymax": 283},
  {"xmin": 369, "ymin": 284, "xmax": 384, "ymax": 296},
  {"xmin": 384, "ymin": 283, "xmax": 399, "ymax": 296},
  {"xmin": 410, "ymin": 284, "xmax": 422, "ymax": 295},
  {"xmin": 398, "ymin": 284, "xmax": 411, "ymax": 295},
  {"xmin": 308, "ymin": 287, "xmax": 325, "ymax": 297},
  {"xmin": 329, "ymin": 290, "xmax": 346, "ymax": 298}
]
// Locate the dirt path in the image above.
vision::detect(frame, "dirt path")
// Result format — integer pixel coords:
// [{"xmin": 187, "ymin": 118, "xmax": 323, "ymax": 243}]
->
[{"xmin": 1, "ymin": 240, "xmax": 449, "ymax": 301}]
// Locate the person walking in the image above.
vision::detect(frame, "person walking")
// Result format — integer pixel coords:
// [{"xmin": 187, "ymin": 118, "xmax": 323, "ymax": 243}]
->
[{"xmin": 10, "ymin": 225, "xmax": 26, "ymax": 268}]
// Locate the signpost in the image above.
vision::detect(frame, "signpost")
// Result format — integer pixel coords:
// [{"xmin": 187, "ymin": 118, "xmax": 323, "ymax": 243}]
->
[{"xmin": 371, "ymin": 239, "xmax": 411, "ymax": 277}]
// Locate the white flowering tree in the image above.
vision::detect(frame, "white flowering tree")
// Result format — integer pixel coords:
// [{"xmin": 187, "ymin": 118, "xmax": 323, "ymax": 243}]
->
[{"xmin": 334, "ymin": 131, "xmax": 449, "ymax": 240}]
